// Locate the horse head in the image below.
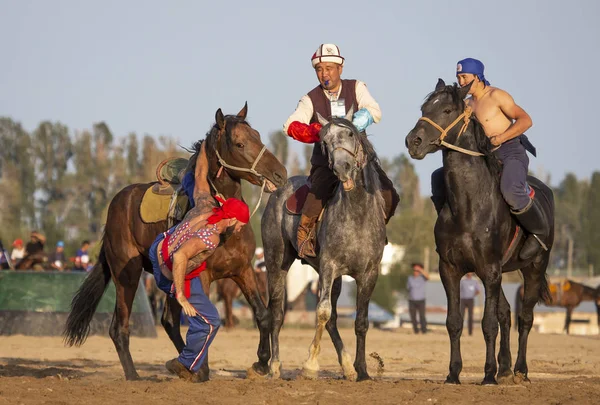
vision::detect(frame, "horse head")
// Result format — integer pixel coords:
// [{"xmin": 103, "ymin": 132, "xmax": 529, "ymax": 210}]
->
[
  {"xmin": 207, "ymin": 103, "xmax": 287, "ymax": 192},
  {"xmin": 317, "ymin": 107, "xmax": 367, "ymax": 190},
  {"xmin": 405, "ymin": 79, "xmax": 472, "ymax": 160}
]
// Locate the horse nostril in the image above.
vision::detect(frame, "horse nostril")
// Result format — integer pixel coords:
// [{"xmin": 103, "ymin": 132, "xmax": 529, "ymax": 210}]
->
[{"xmin": 414, "ymin": 137, "xmax": 422, "ymax": 147}]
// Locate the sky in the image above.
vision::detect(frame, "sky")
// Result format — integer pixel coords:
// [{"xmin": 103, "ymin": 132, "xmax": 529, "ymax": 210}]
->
[{"xmin": 1, "ymin": 0, "xmax": 598, "ymax": 195}]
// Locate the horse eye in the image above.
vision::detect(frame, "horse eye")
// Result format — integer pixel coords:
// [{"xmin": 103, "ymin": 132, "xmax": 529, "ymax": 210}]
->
[
  {"xmin": 236, "ymin": 143, "xmax": 244, "ymax": 148},
  {"xmin": 444, "ymin": 109, "xmax": 452, "ymax": 114}
]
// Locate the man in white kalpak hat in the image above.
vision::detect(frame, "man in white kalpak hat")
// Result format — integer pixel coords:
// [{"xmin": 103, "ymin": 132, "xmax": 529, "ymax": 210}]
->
[{"xmin": 283, "ymin": 43, "xmax": 398, "ymax": 258}]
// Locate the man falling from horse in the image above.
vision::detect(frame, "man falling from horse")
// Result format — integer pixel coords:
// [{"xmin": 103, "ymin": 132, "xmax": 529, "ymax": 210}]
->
[
  {"xmin": 149, "ymin": 142, "xmax": 250, "ymax": 382},
  {"xmin": 431, "ymin": 58, "xmax": 550, "ymax": 260},
  {"xmin": 283, "ymin": 43, "xmax": 399, "ymax": 258}
]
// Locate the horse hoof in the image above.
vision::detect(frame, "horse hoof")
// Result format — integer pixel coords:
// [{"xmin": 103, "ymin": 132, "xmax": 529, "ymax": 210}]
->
[
  {"xmin": 125, "ymin": 373, "xmax": 140, "ymax": 381},
  {"xmin": 481, "ymin": 377, "xmax": 498, "ymax": 386},
  {"xmin": 269, "ymin": 361, "xmax": 282, "ymax": 379},
  {"xmin": 300, "ymin": 368, "xmax": 319, "ymax": 380},
  {"xmin": 356, "ymin": 373, "xmax": 371, "ymax": 382},
  {"xmin": 497, "ymin": 371, "xmax": 515, "ymax": 385},
  {"xmin": 444, "ymin": 376, "xmax": 460, "ymax": 385},
  {"xmin": 246, "ymin": 362, "xmax": 269, "ymax": 379},
  {"xmin": 513, "ymin": 372, "xmax": 531, "ymax": 385},
  {"xmin": 344, "ymin": 370, "xmax": 357, "ymax": 382}
]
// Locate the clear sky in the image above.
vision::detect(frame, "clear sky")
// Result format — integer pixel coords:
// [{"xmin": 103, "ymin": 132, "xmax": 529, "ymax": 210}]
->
[{"xmin": 1, "ymin": 0, "xmax": 598, "ymax": 195}]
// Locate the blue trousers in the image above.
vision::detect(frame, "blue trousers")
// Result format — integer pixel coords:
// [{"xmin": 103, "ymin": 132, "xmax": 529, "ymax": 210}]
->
[{"xmin": 177, "ymin": 277, "xmax": 221, "ymax": 373}]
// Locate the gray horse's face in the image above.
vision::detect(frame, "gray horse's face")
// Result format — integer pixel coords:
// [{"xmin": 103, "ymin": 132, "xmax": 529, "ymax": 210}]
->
[{"xmin": 317, "ymin": 108, "xmax": 361, "ymax": 186}]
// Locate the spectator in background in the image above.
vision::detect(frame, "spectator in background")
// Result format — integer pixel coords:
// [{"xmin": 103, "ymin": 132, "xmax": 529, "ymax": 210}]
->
[
  {"xmin": 11, "ymin": 239, "xmax": 25, "ymax": 262},
  {"xmin": 254, "ymin": 247, "xmax": 266, "ymax": 273},
  {"xmin": 74, "ymin": 240, "xmax": 90, "ymax": 271},
  {"xmin": 406, "ymin": 262, "xmax": 429, "ymax": 334},
  {"xmin": 460, "ymin": 272, "xmax": 481, "ymax": 336},
  {"xmin": 0, "ymin": 240, "xmax": 9, "ymax": 269},
  {"xmin": 49, "ymin": 241, "xmax": 67, "ymax": 271},
  {"xmin": 25, "ymin": 231, "xmax": 46, "ymax": 256}
]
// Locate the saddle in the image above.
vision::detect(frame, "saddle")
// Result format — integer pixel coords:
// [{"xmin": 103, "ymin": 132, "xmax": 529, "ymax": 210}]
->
[
  {"xmin": 140, "ymin": 158, "xmax": 191, "ymax": 225},
  {"xmin": 286, "ymin": 184, "xmax": 311, "ymax": 215}
]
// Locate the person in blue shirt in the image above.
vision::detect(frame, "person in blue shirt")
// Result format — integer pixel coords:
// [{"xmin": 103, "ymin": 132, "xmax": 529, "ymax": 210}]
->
[
  {"xmin": 406, "ymin": 263, "xmax": 429, "ymax": 334},
  {"xmin": 460, "ymin": 272, "xmax": 482, "ymax": 336}
]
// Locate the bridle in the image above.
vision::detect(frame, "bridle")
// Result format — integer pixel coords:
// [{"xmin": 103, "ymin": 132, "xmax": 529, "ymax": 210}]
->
[
  {"xmin": 326, "ymin": 124, "xmax": 366, "ymax": 171},
  {"xmin": 418, "ymin": 106, "xmax": 486, "ymax": 157}
]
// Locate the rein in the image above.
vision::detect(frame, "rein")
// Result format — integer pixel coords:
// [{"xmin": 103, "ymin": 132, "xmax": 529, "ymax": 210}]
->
[
  {"xmin": 418, "ymin": 107, "xmax": 488, "ymax": 157},
  {"xmin": 209, "ymin": 137, "xmax": 269, "ymax": 218}
]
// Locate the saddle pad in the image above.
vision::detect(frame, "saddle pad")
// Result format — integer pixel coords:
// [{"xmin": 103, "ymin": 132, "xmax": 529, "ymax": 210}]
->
[
  {"xmin": 140, "ymin": 187, "xmax": 172, "ymax": 223},
  {"xmin": 286, "ymin": 184, "xmax": 310, "ymax": 215}
]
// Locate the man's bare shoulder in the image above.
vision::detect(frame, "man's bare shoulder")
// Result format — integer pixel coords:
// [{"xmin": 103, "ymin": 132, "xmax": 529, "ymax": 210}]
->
[{"xmin": 488, "ymin": 87, "xmax": 514, "ymax": 102}]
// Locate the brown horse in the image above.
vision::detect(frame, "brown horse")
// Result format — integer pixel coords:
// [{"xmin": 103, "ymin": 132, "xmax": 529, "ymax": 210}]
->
[
  {"xmin": 516, "ymin": 279, "xmax": 600, "ymax": 334},
  {"xmin": 64, "ymin": 104, "xmax": 287, "ymax": 381}
]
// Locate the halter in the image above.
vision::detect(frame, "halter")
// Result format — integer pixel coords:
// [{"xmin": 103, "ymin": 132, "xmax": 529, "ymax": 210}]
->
[
  {"xmin": 418, "ymin": 106, "xmax": 486, "ymax": 157},
  {"xmin": 326, "ymin": 125, "xmax": 366, "ymax": 171},
  {"xmin": 209, "ymin": 142, "xmax": 269, "ymax": 218}
]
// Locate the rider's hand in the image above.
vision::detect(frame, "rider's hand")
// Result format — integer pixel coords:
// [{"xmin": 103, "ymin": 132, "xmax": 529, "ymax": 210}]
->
[
  {"xmin": 176, "ymin": 293, "xmax": 199, "ymax": 317},
  {"xmin": 489, "ymin": 135, "xmax": 502, "ymax": 146},
  {"xmin": 352, "ymin": 108, "xmax": 374, "ymax": 132}
]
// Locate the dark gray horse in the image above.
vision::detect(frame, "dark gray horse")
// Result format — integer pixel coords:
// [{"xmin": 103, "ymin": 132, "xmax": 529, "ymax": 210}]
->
[
  {"xmin": 406, "ymin": 79, "xmax": 554, "ymax": 385},
  {"xmin": 261, "ymin": 108, "xmax": 387, "ymax": 381}
]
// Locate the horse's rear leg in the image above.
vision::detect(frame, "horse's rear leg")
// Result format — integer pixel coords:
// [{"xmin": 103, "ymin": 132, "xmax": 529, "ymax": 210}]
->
[
  {"xmin": 497, "ymin": 288, "xmax": 513, "ymax": 383},
  {"xmin": 161, "ymin": 296, "xmax": 185, "ymax": 353},
  {"xmin": 109, "ymin": 258, "xmax": 143, "ymax": 381},
  {"xmin": 439, "ymin": 261, "xmax": 463, "ymax": 384},
  {"xmin": 232, "ymin": 265, "xmax": 271, "ymax": 378},
  {"xmin": 353, "ymin": 269, "xmax": 378, "ymax": 381},
  {"xmin": 325, "ymin": 277, "xmax": 356, "ymax": 381},
  {"xmin": 564, "ymin": 306, "xmax": 573, "ymax": 334},
  {"xmin": 514, "ymin": 256, "xmax": 550, "ymax": 384},
  {"xmin": 303, "ymin": 271, "xmax": 335, "ymax": 380}
]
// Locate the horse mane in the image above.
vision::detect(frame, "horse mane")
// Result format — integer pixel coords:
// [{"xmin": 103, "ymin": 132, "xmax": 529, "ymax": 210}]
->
[
  {"xmin": 188, "ymin": 115, "xmax": 249, "ymax": 174},
  {"xmin": 422, "ymin": 84, "xmax": 503, "ymax": 178}
]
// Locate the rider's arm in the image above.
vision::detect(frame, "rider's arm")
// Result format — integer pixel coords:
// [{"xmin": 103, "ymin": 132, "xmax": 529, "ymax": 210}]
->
[
  {"xmin": 355, "ymin": 81, "xmax": 382, "ymax": 124},
  {"xmin": 283, "ymin": 96, "xmax": 322, "ymax": 143},
  {"xmin": 493, "ymin": 90, "xmax": 533, "ymax": 144},
  {"xmin": 171, "ymin": 239, "xmax": 209, "ymax": 303}
]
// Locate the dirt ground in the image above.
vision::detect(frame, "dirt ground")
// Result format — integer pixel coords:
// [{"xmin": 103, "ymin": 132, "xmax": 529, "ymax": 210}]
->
[{"xmin": 1, "ymin": 325, "xmax": 599, "ymax": 405}]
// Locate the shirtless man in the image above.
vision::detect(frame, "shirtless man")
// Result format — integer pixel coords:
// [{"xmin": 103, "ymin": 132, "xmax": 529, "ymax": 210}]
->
[
  {"xmin": 148, "ymin": 141, "xmax": 250, "ymax": 382},
  {"xmin": 431, "ymin": 58, "xmax": 548, "ymax": 260}
]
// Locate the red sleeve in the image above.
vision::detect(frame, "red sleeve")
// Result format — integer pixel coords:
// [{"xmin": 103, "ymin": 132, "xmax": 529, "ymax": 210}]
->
[{"xmin": 287, "ymin": 121, "xmax": 322, "ymax": 144}]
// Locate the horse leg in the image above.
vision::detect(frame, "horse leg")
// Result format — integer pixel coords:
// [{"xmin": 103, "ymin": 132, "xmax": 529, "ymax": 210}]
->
[
  {"xmin": 109, "ymin": 257, "xmax": 143, "ymax": 381},
  {"xmin": 160, "ymin": 296, "xmax": 185, "ymax": 353},
  {"xmin": 564, "ymin": 306, "xmax": 573, "ymax": 334},
  {"xmin": 302, "ymin": 271, "xmax": 335, "ymax": 379},
  {"xmin": 267, "ymin": 266, "xmax": 288, "ymax": 379},
  {"xmin": 353, "ymin": 269, "xmax": 378, "ymax": 381},
  {"xmin": 514, "ymin": 256, "xmax": 549, "ymax": 384},
  {"xmin": 223, "ymin": 282, "xmax": 235, "ymax": 329},
  {"xmin": 497, "ymin": 288, "xmax": 514, "ymax": 384},
  {"xmin": 325, "ymin": 277, "xmax": 356, "ymax": 381},
  {"xmin": 232, "ymin": 265, "xmax": 271, "ymax": 378},
  {"xmin": 480, "ymin": 263, "xmax": 502, "ymax": 385},
  {"xmin": 439, "ymin": 261, "xmax": 463, "ymax": 384}
]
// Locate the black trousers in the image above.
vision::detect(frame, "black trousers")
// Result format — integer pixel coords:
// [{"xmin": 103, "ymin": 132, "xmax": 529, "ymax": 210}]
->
[
  {"xmin": 408, "ymin": 299, "xmax": 427, "ymax": 333},
  {"xmin": 460, "ymin": 298, "xmax": 475, "ymax": 335}
]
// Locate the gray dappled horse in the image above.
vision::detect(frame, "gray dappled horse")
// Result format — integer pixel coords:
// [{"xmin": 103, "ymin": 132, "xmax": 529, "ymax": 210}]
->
[{"xmin": 261, "ymin": 108, "xmax": 386, "ymax": 381}]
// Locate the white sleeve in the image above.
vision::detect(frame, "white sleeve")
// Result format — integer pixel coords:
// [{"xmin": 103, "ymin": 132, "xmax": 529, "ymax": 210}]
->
[
  {"xmin": 283, "ymin": 95, "xmax": 314, "ymax": 134},
  {"xmin": 355, "ymin": 81, "xmax": 382, "ymax": 123}
]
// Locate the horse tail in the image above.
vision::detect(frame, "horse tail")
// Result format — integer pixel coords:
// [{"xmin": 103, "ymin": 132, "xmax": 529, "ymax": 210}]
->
[
  {"xmin": 538, "ymin": 275, "xmax": 552, "ymax": 305},
  {"xmin": 64, "ymin": 244, "xmax": 112, "ymax": 346},
  {"xmin": 514, "ymin": 284, "xmax": 523, "ymax": 330}
]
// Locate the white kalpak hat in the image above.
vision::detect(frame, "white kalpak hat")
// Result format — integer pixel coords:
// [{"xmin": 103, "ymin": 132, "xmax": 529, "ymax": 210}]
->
[{"xmin": 311, "ymin": 44, "xmax": 345, "ymax": 68}]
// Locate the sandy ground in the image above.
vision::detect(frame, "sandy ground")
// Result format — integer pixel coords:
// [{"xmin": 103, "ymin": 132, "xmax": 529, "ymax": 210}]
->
[{"xmin": 1, "ymin": 324, "xmax": 600, "ymax": 405}]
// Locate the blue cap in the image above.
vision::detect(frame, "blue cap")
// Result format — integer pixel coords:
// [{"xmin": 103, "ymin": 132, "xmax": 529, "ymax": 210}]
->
[
  {"xmin": 456, "ymin": 58, "xmax": 490, "ymax": 86},
  {"xmin": 57, "ymin": 241, "xmax": 65, "ymax": 247}
]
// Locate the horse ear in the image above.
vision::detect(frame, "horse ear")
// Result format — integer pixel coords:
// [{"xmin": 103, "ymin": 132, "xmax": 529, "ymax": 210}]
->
[
  {"xmin": 237, "ymin": 102, "xmax": 248, "ymax": 120},
  {"xmin": 345, "ymin": 106, "xmax": 355, "ymax": 122},
  {"xmin": 435, "ymin": 78, "xmax": 446, "ymax": 91},
  {"xmin": 215, "ymin": 108, "xmax": 225, "ymax": 130},
  {"xmin": 457, "ymin": 81, "xmax": 473, "ymax": 100},
  {"xmin": 316, "ymin": 112, "xmax": 329, "ymax": 127}
]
